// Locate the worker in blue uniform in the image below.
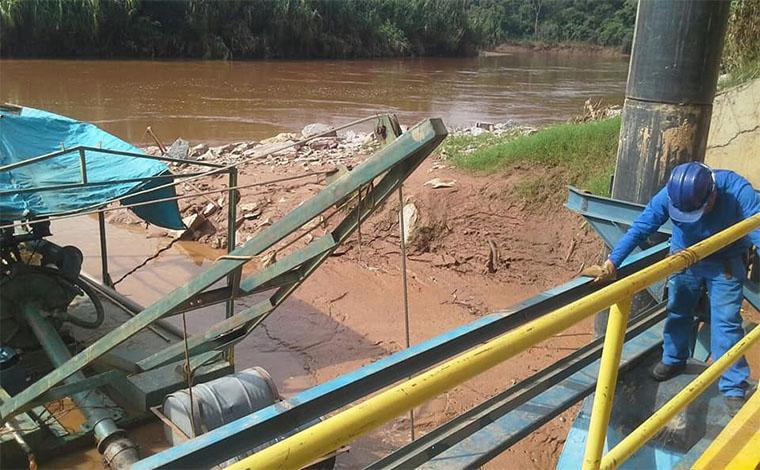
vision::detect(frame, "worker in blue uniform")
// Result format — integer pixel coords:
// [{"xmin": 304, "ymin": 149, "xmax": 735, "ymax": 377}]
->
[{"xmin": 585, "ymin": 162, "xmax": 758, "ymax": 415}]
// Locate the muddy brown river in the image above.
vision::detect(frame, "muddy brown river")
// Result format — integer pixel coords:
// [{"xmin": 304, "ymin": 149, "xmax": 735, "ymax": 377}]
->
[{"xmin": 0, "ymin": 52, "xmax": 628, "ymax": 144}]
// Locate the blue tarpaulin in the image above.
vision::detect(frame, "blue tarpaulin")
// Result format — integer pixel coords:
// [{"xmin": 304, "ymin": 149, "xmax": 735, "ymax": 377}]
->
[{"xmin": 0, "ymin": 106, "xmax": 184, "ymax": 229}]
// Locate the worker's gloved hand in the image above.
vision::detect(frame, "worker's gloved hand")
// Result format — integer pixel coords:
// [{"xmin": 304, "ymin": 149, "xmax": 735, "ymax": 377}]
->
[{"xmin": 581, "ymin": 259, "xmax": 617, "ymax": 284}]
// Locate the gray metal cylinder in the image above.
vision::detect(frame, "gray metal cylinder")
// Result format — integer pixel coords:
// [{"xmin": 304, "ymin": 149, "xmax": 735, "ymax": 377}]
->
[{"xmin": 162, "ymin": 367, "xmax": 279, "ymax": 446}]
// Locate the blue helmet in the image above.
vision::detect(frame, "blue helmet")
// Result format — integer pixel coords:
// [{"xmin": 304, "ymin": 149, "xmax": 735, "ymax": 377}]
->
[{"xmin": 667, "ymin": 162, "xmax": 715, "ymax": 223}]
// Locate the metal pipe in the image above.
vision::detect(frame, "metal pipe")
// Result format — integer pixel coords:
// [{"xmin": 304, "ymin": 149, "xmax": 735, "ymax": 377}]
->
[
  {"xmin": 21, "ymin": 303, "xmax": 140, "ymax": 469},
  {"xmin": 397, "ymin": 185, "xmax": 415, "ymax": 442},
  {"xmin": 224, "ymin": 213, "xmax": 760, "ymax": 470},
  {"xmin": 0, "ymin": 169, "xmax": 335, "ymax": 232},
  {"xmin": 225, "ymin": 168, "xmax": 239, "ymax": 365},
  {"xmin": 0, "ymin": 171, "xmax": 213, "ymax": 198},
  {"xmin": 598, "ymin": 0, "xmax": 731, "ymax": 334},
  {"xmin": 78, "ymin": 271, "xmax": 184, "ymax": 340},
  {"xmin": 582, "ymin": 297, "xmax": 632, "ymax": 470},
  {"xmin": 600, "ymin": 322, "xmax": 760, "ymax": 470},
  {"xmin": 98, "ymin": 213, "xmax": 113, "ymax": 287},
  {"xmin": 0, "ymin": 145, "xmax": 224, "ymax": 173}
]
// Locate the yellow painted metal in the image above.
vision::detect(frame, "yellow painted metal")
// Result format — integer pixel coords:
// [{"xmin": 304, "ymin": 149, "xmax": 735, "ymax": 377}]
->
[
  {"xmin": 582, "ymin": 297, "xmax": 632, "ymax": 470},
  {"xmin": 599, "ymin": 323, "xmax": 760, "ymax": 470},
  {"xmin": 225, "ymin": 213, "xmax": 760, "ymax": 470},
  {"xmin": 691, "ymin": 381, "xmax": 760, "ymax": 470}
]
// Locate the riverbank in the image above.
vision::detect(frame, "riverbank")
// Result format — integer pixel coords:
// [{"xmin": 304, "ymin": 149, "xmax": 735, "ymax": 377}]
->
[{"xmin": 485, "ymin": 41, "xmax": 629, "ymax": 57}]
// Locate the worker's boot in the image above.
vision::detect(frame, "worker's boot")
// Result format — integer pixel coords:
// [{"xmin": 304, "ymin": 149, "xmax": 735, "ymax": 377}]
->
[
  {"xmin": 724, "ymin": 396, "xmax": 745, "ymax": 417},
  {"xmin": 650, "ymin": 361, "xmax": 686, "ymax": 381}
]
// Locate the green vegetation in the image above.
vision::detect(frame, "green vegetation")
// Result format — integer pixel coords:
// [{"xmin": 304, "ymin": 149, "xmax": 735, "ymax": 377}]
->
[
  {"xmin": 721, "ymin": 0, "xmax": 760, "ymax": 88},
  {"xmin": 442, "ymin": 117, "xmax": 621, "ymax": 204},
  {"xmin": 0, "ymin": 0, "xmax": 636, "ymax": 59}
]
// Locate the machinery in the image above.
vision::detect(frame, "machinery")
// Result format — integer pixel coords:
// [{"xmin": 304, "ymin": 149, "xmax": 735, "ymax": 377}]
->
[{"xmin": 0, "ymin": 105, "xmax": 445, "ymax": 468}]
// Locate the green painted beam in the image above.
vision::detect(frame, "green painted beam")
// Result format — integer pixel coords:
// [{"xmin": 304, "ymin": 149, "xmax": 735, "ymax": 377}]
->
[{"xmin": 0, "ymin": 117, "xmax": 446, "ymax": 423}]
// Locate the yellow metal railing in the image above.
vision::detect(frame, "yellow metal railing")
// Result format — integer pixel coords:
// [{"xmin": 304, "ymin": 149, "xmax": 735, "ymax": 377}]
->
[{"xmin": 225, "ymin": 213, "xmax": 760, "ymax": 470}]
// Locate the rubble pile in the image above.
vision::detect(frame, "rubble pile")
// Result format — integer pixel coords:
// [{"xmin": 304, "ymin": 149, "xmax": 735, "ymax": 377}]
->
[{"xmin": 131, "ymin": 120, "xmax": 542, "ymax": 251}]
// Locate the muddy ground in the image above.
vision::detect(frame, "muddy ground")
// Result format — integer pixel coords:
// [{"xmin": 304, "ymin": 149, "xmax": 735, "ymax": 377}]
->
[{"xmin": 89, "ymin": 124, "xmax": 608, "ymax": 469}]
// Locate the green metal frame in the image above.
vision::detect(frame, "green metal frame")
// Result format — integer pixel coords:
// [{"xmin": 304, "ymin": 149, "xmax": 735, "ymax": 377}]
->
[{"xmin": 0, "ymin": 117, "xmax": 448, "ymax": 424}]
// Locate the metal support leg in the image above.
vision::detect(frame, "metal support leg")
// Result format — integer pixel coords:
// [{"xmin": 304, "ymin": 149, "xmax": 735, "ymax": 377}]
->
[
  {"xmin": 98, "ymin": 212, "xmax": 113, "ymax": 287},
  {"xmin": 225, "ymin": 168, "xmax": 239, "ymax": 365},
  {"xmin": 583, "ymin": 296, "xmax": 632, "ymax": 470},
  {"xmin": 22, "ymin": 303, "xmax": 139, "ymax": 469}
]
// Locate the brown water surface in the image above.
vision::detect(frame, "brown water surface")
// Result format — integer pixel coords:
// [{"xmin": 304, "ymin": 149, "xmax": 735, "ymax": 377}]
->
[{"xmin": 0, "ymin": 53, "xmax": 627, "ymax": 144}]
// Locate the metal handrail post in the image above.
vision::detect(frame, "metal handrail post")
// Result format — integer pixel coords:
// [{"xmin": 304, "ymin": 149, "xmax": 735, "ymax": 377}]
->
[
  {"xmin": 98, "ymin": 212, "xmax": 113, "ymax": 287},
  {"xmin": 583, "ymin": 296, "xmax": 632, "ymax": 470},
  {"xmin": 79, "ymin": 148, "xmax": 88, "ymax": 183},
  {"xmin": 599, "ymin": 322, "xmax": 760, "ymax": 470},
  {"xmin": 225, "ymin": 168, "xmax": 239, "ymax": 365}
]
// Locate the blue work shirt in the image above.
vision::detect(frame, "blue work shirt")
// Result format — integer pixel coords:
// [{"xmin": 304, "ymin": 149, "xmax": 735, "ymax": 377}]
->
[{"xmin": 610, "ymin": 170, "xmax": 760, "ymax": 268}]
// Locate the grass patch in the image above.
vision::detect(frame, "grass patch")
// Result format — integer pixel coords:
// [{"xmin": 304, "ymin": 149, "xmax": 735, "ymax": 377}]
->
[
  {"xmin": 443, "ymin": 117, "xmax": 620, "ymax": 203},
  {"xmin": 719, "ymin": 58, "xmax": 760, "ymax": 90}
]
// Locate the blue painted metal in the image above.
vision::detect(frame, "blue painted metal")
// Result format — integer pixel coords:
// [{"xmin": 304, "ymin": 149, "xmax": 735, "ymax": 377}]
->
[
  {"xmin": 565, "ymin": 186, "xmax": 674, "ymax": 235},
  {"xmin": 413, "ymin": 322, "xmax": 665, "ymax": 470},
  {"xmin": 556, "ymin": 359, "xmax": 745, "ymax": 470},
  {"xmin": 367, "ymin": 304, "xmax": 666, "ymax": 470},
  {"xmin": 132, "ymin": 243, "xmax": 669, "ymax": 470},
  {"xmin": 566, "ymin": 186, "xmax": 760, "ymax": 310}
]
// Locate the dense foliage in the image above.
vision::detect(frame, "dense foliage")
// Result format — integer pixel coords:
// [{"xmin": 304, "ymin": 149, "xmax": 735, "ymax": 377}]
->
[
  {"xmin": 0, "ymin": 0, "xmax": 637, "ymax": 59},
  {"xmin": 721, "ymin": 0, "xmax": 760, "ymax": 87}
]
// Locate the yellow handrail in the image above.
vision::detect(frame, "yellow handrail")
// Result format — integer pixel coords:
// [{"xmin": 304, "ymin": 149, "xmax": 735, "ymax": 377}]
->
[
  {"xmin": 599, "ymin": 323, "xmax": 760, "ymax": 470},
  {"xmin": 225, "ymin": 213, "xmax": 760, "ymax": 470}
]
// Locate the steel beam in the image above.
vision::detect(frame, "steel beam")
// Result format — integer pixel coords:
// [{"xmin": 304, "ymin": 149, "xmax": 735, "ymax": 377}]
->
[
  {"xmin": 566, "ymin": 186, "xmax": 760, "ymax": 310},
  {"xmin": 0, "ymin": 118, "xmax": 447, "ymax": 423},
  {"xmin": 367, "ymin": 305, "xmax": 666, "ymax": 470},
  {"xmin": 131, "ymin": 244, "xmax": 668, "ymax": 470}
]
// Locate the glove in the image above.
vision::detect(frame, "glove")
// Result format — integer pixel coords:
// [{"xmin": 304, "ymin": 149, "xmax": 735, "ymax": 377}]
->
[{"xmin": 581, "ymin": 259, "xmax": 617, "ymax": 284}]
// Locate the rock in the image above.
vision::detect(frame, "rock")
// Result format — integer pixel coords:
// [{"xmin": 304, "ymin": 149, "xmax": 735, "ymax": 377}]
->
[
  {"xmin": 470, "ymin": 127, "xmax": 485, "ymax": 137},
  {"xmin": 432, "ymin": 253, "xmax": 458, "ymax": 267},
  {"xmin": 164, "ymin": 139, "xmax": 190, "ymax": 160},
  {"xmin": 212, "ymin": 143, "xmax": 236, "ymax": 154},
  {"xmin": 234, "ymin": 141, "xmax": 258, "ymax": 153},
  {"xmin": 198, "ymin": 149, "xmax": 217, "ymax": 161},
  {"xmin": 182, "ymin": 213, "xmax": 206, "ymax": 232},
  {"xmin": 401, "ymin": 202, "xmax": 419, "ymax": 245},
  {"xmin": 424, "ymin": 178, "xmax": 457, "ymax": 189},
  {"xmin": 190, "ymin": 143, "xmax": 208, "ymax": 156},
  {"xmin": 476, "ymin": 121, "xmax": 495, "ymax": 131},
  {"xmin": 180, "ymin": 213, "xmax": 216, "ymax": 240},
  {"xmin": 242, "ymin": 147, "xmax": 260, "ymax": 158},
  {"xmin": 261, "ymin": 133, "xmax": 299, "ymax": 145},
  {"xmin": 201, "ymin": 202, "xmax": 219, "ymax": 217},
  {"xmin": 302, "ymin": 123, "xmax": 336, "ymax": 138},
  {"xmin": 309, "ymin": 138, "xmax": 338, "ymax": 151}
]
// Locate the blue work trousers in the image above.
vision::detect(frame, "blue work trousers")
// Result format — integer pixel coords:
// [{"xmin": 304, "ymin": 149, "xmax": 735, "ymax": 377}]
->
[{"xmin": 664, "ymin": 257, "xmax": 750, "ymax": 397}]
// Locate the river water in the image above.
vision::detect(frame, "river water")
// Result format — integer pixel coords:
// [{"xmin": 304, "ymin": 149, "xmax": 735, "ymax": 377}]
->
[{"xmin": 0, "ymin": 52, "xmax": 628, "ymax": 144}]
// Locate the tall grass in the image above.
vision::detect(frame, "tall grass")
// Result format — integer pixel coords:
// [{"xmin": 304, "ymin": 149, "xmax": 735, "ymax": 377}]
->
[{"xmin": 444, "ymin": 117, "xmax": 621, "ymax": 203}]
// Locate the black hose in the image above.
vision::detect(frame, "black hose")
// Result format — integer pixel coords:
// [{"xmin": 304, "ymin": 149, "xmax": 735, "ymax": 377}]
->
[
  {"xmin": 63, "ymin": 274, "xmax": 106, "ymax": 329},
  {"xmin": 32, "ymin": 265, "xmax": 106, "ymax": 329}
]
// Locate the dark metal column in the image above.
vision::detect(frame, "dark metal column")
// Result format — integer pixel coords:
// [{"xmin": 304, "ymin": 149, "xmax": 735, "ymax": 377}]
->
[{"xmin": 599, "ymin": 0, "xmax": 731, "ymax": 334}]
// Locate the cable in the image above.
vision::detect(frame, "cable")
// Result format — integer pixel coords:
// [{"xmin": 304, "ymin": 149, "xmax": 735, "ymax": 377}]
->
[{"xmin": 0, "ymin": 169, "xmax": 336, "ymax": 231}]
